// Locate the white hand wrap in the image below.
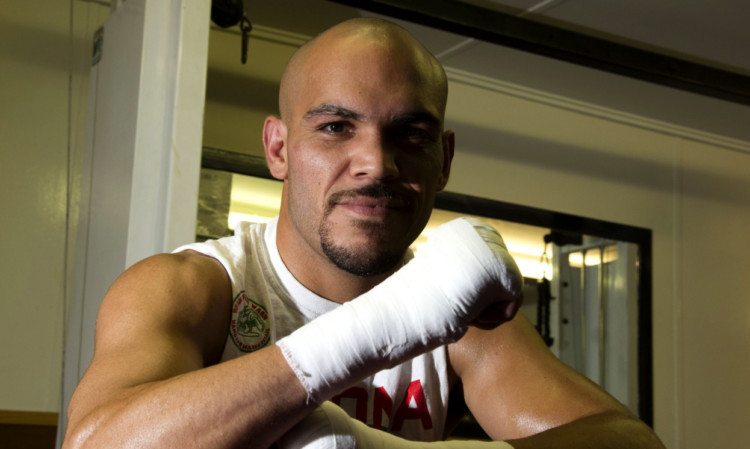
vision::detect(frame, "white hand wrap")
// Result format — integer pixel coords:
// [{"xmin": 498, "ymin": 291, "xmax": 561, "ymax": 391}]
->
[
  {"xmin": 277, "ymin": 217, "xmax": 521, "ymax": 403},
  {"xmin": 278, "ymin": 401, "xmax": 515, "ymax": 449}
]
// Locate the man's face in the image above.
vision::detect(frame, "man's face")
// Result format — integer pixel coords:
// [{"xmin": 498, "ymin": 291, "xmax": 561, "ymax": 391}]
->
[{"xmin": 277, "ymin": 37, "xmax": 452, "ymax": 277}]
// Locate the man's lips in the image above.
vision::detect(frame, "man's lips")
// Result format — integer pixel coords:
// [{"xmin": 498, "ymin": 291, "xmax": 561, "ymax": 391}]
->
[
  {"xmin": 336, "ymin": 196, "xmax": 407, "ymax": 209},
  {"xmin": 325, "ymin": 184, "xmax": 416, "ymax": 219},
  {"xmin": 335, "ymin": 196, "xmax": 408, "ymax": 217}
]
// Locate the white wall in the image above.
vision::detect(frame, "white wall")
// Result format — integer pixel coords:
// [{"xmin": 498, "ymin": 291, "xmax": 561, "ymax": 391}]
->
[
  {"xmin": 677, "ymin": 141, "xmax": 749, "ymax": 447},
  {"xmin": 0, "ymin": 0, "xmax": 65, "ymax": 412},
  {"xmin": 0, "ymin": 0, "xmax": 108, "ymax": 413}
]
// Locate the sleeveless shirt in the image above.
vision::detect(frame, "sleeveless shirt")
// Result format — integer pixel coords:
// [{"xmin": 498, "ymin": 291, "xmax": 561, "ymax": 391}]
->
[{"xmin": 175, "ymin": 219, "xmax": 450, "ymax": 441}]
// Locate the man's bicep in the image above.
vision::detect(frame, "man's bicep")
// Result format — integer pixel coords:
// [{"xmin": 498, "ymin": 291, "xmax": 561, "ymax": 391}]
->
[
  {"xmin": 95, "ymin": 252, "xmax": 230, "ymax": 368},
  {"xmin": 68, "ymin": 253, "xmax": 231, "ymax": 424},
  {"xmin": 450, "ymin": 314, "xmax": 630, "ymax": 441}
]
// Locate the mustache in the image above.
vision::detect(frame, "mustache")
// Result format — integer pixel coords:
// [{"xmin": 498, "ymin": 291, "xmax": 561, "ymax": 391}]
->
[{"xmin": 326, "ymin": 184, "xmax": 416, "ymax": 209}]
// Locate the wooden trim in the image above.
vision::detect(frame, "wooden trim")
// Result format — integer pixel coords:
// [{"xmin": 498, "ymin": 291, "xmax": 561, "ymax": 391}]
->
[{"xmin": 0, "ymin": 411, "xmax": 58, "ymax": 427}]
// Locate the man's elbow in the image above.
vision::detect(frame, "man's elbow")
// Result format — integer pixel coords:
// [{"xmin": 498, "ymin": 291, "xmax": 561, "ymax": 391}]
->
[
  {"xmin": 61, "ymin": 421, "xmax": 92, "ymax": 449},
  {"xmin": 62, "ymin": 401, "xmax": 105, "ymax": 449},
  {"xmin": 598, "ymin": 410, "xmax": 666, "ymax": 449}
]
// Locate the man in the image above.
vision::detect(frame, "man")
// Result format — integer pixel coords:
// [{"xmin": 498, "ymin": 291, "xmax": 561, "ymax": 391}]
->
[{"xmin": 63, "ymin": 18, "xmax": 664, "ymax": 449}]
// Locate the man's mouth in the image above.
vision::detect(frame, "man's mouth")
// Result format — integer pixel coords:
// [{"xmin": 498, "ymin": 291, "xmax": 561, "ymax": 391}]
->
[
  {"xmin": 334, "ymin": 197, "xmax": 407, "ymax": 219},
  {"xmin": 327, "ymin": 185, "xmax": 414, "ymax": 218},
  {"xmin": 338, "ymin": 196, "xmax": 406, "ymax": 209}
]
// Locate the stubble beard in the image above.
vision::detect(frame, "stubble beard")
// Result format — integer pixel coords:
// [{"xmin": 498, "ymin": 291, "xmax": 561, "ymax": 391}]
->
[
  {"xmin": 319, "ymin": 184, "xmax": 415, "ymax": 277},
  {"xmin": 320, "ymin": 219, "xmax": 405, "ymax": 277}
]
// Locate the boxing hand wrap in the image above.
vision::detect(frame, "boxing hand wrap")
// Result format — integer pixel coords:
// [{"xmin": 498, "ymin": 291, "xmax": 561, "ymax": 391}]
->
[
  {"xmin": 278, "ymin": 401, "xmax": 515, "ymax": 449},
  {"xmin": 277, "ymin": 217, "xmax": 521, "ymax": 404}
]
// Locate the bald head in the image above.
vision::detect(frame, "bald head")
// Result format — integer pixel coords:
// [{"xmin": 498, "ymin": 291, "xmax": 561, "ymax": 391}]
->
[
  {"xmin": 263, "ymin": 18, "xmax": 456, "ymax": 286},
  {"xmin": 278, "ymin": 18, "xmax": 448, "ymax": 123}
]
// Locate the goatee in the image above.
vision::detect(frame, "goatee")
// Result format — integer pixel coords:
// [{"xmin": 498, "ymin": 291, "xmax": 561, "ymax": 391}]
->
[{"xmin": 319, "ymin": 184, "xmax": 413, "ymax": 277}]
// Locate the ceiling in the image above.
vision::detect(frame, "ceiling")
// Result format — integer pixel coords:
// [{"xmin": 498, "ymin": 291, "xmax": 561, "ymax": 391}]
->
[
  {"xmin": 459, "ymin": 0, "xmax": 749, "ymax": 73},
  {"xmin": 241, "ymin": 0, "xmax": 750, "ymax": 141},
  {"xmin": 247, "ymin": 0, "xmax": 749, "ymax": 73}
]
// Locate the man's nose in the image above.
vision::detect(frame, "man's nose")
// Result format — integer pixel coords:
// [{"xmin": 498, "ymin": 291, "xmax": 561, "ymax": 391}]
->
[{"xmin": 349, "ymin": 134, "xmax": 400, "ymax": 181}]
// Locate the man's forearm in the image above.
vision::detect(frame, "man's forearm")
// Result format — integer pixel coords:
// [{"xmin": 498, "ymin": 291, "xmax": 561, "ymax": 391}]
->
[
  {"xmin": 64, "ymin": 346, "xmax": 312, "ymax": 449},
  {"xmin": 279, "ymin": 402, "xmax": 664, "ymax": 449},
  {"xmin": 506, "ymin": 411, "xmax": 665, "ymax": 449}
]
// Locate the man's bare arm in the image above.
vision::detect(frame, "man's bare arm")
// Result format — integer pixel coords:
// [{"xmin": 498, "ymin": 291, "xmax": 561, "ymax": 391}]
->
[
  {"xmin": 63, "ymin": 252, "xmax": 313, "ymax": 449},
  {"xmin": 63, "ymin": 217, "xmax": 525, "ymax": 448},
  {"xmin": 450, "ymin": 315, "xmax": 665, "ymax": 448}
]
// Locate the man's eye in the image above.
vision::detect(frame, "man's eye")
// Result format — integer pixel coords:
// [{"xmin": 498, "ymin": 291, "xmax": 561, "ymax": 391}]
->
[
  {"xmin": 320, "ymin": 122, "xmax": 349, "ymax": 134},
  {"xmin": 402, "ymin": 127, "xmax": 426, "ymax": 138},
  {"xmin": 396, "ymin": 126, "xmax": 432, "ymax": 142}
]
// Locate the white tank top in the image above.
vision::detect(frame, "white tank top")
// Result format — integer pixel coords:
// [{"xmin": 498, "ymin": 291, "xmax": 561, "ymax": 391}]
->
[{"xmin": 175, "ymin": 219, "xmax": 451, "ymax": 441}]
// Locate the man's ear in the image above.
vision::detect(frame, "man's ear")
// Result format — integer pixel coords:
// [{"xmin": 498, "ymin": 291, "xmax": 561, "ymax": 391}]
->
[
  {"xmin": 437, "ymin": 129, "xmax": 455, "ymax": 191},
  {"xmin": 263, "ymin": 116, "xmax": 289, "ymax": 180}
]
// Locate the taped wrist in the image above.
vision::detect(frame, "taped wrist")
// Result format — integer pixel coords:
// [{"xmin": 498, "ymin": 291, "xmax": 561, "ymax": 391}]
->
[{"xmin": 277, "ymin": 217, "xmax": 513, "ymax": 403}]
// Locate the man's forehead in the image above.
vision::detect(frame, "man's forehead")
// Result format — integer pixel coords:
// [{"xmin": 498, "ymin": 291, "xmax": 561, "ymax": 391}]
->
[
  {"xmin": 280, "ymin": 18, "xmax": 447, "ymax": 122},
  {"xmin": 294, "ymin": 54, "xmax": 443, "ymax": 118}
]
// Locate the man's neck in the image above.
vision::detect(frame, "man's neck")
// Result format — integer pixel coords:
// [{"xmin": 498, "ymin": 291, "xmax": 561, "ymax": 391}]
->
[{"xmin": 274, "ymin": 219, "xmax": 399, "ymax": 304}]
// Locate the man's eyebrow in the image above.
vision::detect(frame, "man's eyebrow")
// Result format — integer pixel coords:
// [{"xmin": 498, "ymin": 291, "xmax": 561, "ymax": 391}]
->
[
  {"xmin": 304, "ymin": 104, "xmax": 362, "ymax": 121},
  {"xmin": 303, "ymin": 104, "xmax": 441, "ymax": 128},
  {"xmin": 392, "ymin": 112, "xmax": 441, "ymax": 127}
]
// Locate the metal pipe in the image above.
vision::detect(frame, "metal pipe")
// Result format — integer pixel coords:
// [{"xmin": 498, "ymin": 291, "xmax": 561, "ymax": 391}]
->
[
  {"xmin": 579, "ymin": 249, "xmax": 587, "ymax": 372},
  {"xmin": 598, "ymin": 246, "xmax": 606, "ymax": 387}
]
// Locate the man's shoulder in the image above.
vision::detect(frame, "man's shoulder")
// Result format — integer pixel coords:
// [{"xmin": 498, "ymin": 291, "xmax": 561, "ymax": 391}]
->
[
  {"xmin": 133, "ymin": 250, "xmax": 228, "ymax": 282},
  {"xmin": 101, "ymin": 252, "xmax": 232, "ymax": 329}
]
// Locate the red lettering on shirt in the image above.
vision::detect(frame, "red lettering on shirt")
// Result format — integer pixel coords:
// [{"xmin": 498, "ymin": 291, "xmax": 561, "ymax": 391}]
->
[
  {"xmin": 331, "ymin": 386, "xmax": 368, "ymax": 422},
  {"xmin": 373, "ymin": 386, "xmax": 393, "ymax": 430},
  {"xmin": 331, "ymin": 380, "xmax": 433, "ymax": 432},
  {"xmin": 392, "ymin": 380, "xmax": 433, "ymax": 431}
]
